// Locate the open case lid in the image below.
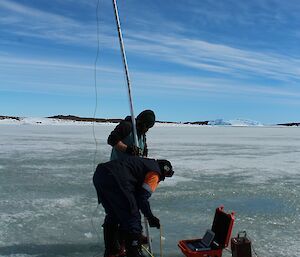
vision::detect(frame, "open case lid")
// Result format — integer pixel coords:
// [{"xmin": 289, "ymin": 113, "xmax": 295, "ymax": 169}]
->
[{"xmin": 211, "ymin": 206, "xmax": 235, "ymax": 248}]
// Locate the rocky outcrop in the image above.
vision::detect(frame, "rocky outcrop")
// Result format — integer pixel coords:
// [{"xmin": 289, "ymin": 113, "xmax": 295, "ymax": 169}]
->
[
  {"xmin": 48, "ymin": 115, "xmax": 184, "ymax": 124},
  {"xmin": 277, "ymin": 122, "xmax": 300, "ymax": 126},
  {"xmin": 48, "ymin": 115, "xmax": 122, "ymax": 123},
  {"xmin": 0, "ymin": 115, "xmax": 20, "ymax": 121},
  {"xmin": 184, "ymin": 121, "xmax": 209, "ymax": 125}
]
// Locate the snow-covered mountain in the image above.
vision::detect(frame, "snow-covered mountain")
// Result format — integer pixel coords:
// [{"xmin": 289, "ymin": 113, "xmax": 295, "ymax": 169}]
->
[
  {"xmin": 208, "ymin": 119, "xmax": 231, "ymax": 126},
  {"xmin": 208, "ymin": 118, "xmax": 263, "ymax": 126}
]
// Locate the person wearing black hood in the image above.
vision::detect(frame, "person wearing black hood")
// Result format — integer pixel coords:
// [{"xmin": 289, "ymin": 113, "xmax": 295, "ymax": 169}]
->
[
  {"xmin": 105, "ymin": 110, "xmax": 155, "ymax": 255},
  {"xmin": 93, "ymin": 157, "xmax": 174, "ymax": 257},
  {"xmin": 107, "ymin": 110, "xmax": 155, "ymax": 161}
]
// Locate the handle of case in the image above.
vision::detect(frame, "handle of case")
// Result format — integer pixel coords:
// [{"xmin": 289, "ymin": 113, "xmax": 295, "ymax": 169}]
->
[{"xmin": 237, "ymin": 230, "xmax": 247, "ymax": 238}]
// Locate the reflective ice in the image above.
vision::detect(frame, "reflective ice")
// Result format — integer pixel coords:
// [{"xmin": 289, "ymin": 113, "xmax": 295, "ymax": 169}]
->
[{"xmin": 0, "ymin": 124, "xmax": 299, "ymax": 257}]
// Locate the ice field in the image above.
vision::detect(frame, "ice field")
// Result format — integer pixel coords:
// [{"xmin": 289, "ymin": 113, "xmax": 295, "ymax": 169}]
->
[{"xmin": 0, "ymin": 123, "xmax": 299, "ymax": 257}]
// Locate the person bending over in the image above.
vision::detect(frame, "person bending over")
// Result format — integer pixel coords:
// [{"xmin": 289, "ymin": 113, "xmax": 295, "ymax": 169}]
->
[{"xmin": 93, "ymin": 156, "xmax": 174, "ymax": 257}]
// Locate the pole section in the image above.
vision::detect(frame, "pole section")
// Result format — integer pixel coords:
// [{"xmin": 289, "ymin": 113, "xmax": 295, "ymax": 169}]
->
[
  {"xmin": 111, "ymin": 0, "xmax": 153, "ymax": 253},
  {"xmin": 112, "ymin": 0, "xmax": 138, "ymax": 147}
]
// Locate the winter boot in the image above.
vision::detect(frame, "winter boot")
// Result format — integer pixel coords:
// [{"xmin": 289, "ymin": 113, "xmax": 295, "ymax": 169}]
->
[
  {"xmin": 124, "ymin": 233, "xmax": 146, "ymax": 257},
  {"xmin": 118, "ymin": 230, "xmax": 127, "ymax": 257}
]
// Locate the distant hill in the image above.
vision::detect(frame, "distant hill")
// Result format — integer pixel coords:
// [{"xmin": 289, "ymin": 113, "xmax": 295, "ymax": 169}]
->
[
  {"xmin": 277, "ymin": 122, "xmax": 300, "ymax": 126},
  {"xmin": 209, "ymin": 118, "xmax": 263, "ymax": 126},
  {"xmin": 48, "ymin": 115, "xmax": 122, "ymax": 123},
  {"xmin": 183, "ymin": 121, "xmax": 209, "ymax": 125},
  {"xmin": 48, "ymin": 115, "xmax": 177, "ymax": 124},
  {"xmin": 0, "ymin": 115, "xmax": 20, "ymax": 121},
  {"xmin": 1, "ymin": 115, "xmax": 299, "ymax": 126}
]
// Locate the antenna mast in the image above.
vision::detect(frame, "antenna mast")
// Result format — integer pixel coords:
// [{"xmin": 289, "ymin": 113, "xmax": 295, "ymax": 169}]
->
[
  {"xmin": 112, "ymin": 0, "xmax": 153, "ymax": 253},
  {"xmin": 112, "ymin": 0, "xmax": 138, "ymax": 147}
]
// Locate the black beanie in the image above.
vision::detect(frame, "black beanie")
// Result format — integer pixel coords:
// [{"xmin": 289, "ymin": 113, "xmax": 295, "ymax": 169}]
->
[
  {"xmin": 136, "ymin": 110, "xmax": 155, "ymax": 128},
  {"xmin": 157, "ymin": 159, "xmax": 174, "ymax": 178}
]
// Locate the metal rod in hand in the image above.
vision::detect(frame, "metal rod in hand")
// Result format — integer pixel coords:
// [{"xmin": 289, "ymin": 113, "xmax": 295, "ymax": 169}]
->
[
  {"xmin": 144, "ymin": 217, "xmax": 153, "ymax": 253},
  {"xmin": 112, "ymin": 0, "xmax": 152, "ymax": 253},
  {"xmin": 112, "ymin": 0, "xmax": 138, "ymax": 147}
]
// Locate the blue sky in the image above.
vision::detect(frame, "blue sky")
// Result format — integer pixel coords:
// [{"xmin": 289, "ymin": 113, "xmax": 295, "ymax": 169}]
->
[{"xmin": 0, "ymin": 0, "xmax": 300, "ymax": 124}]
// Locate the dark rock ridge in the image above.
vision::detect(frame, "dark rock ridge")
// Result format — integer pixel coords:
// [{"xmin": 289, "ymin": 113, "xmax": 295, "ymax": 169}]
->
[
  {"xmin": 184, "ymin": 121, "xmax": 209, "ymax": 125},
  {"xmin": 0, "ymin": 115, "xmax": 20, "ymax": 121},
  {"xmin": 277, "ymin": 122, "xmax": 300, "ymax": 126},
  {"xmin": 48, "ymin": 115, "xmax": 185, "ymax": 124},
  {"xmin": 48, "ymin": 115, "xmax": 122, "ymax": 123}
]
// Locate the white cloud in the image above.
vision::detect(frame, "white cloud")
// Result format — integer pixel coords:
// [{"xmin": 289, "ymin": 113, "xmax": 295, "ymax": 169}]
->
[
  {"xmin": 0, "ymin": 0, "xmax": 74, "ymax": 24},
  {"xmin": 182, "ymin": 0, "xmax": 300, "ymax": 26},
  {"xmin": 0, "ymin": 0, "xmax": 107, "ymax": 47},
  {"xmin": 1, "ymin": 0, "xmax": 300, "ymax": 103},
  {"xmin": 123, "ymin": 32, "xmax": 300, "ymax": 83},
  {"xmin": 2, "ymin": 0, "xmax": 300, "ymax": 85},
  {"xmin": 131, "ymin": 69, "xmax": 300, "ymax": 99},
  {"xmin": 1, "ymin": 52, "xmax": 300, "ymax": 103}
]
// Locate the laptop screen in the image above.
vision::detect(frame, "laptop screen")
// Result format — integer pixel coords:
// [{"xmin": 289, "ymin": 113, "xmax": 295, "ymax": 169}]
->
[{"xmin": 202, "ymin": 230, "xmax": 215, "ymax": 247}]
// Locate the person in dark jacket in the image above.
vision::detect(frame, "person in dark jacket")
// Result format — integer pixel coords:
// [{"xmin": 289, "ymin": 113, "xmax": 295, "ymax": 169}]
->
[
  {"xmin": 107, "ymin": 110, "xmax": 156, "ymax": 251},
  {"xmin": 93, "ymin": 156, "xmax": 174, "ymax": 257},
  {"xmin": 107, "ymin": 110, "xmax": 155, "ymax": 161}
]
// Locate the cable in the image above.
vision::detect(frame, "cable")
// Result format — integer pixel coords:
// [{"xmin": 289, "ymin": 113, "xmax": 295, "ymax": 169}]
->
[
  {"xmin": 91, "ymin": 0, "xmax": 101, "ymax": 243},
  {"xmin": 92, "ymin": 0, "xmax": 101, "ymax": 170},
  {"xmin": 142, "ymin": 245, "xmax": 155, "ymax": 257},
  {"xmin": 231, "ymin": 232, "xmax": 260, "ymax": 257},
  {"xmin": 160, "ymin": 225, "xmax": 163, "ymax": 257},
  {"xmin": 247, "ymin": 235, "xmax": 260, "ymax": 257},
  {"xmin": 91, "ymin": 2, "xmax": 102, "ymax": 257}
]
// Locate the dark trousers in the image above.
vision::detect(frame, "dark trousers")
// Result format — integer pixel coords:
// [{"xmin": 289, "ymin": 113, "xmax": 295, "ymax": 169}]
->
[{"xmin": 93, "ymin": 168, "xmax": 142, "ymax": 234}]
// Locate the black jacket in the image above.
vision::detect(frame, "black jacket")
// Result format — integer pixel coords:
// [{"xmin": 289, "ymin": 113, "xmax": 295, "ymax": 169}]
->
[
  {"xmin": 93, "ymin": 157, "xmax": 162, "ymax": 217},
  {"xmin": 107, "ymin": 116, "xmax": 148, "ymax": 156}
]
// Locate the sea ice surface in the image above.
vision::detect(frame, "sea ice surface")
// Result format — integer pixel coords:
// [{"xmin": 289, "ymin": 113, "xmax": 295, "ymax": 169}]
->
[{"xmin": 0, "ymin": 124, "xmax": 299, "ymax": 257}]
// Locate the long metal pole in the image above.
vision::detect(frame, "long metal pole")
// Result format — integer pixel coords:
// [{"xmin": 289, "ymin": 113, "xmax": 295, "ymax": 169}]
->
[
  {"xmin": 112, "ymin": 0, "xmax": 152, "ymax": 253},
  {"xmin": 112, "ymin": 0, "xmax": 138, "ymax": 147}
]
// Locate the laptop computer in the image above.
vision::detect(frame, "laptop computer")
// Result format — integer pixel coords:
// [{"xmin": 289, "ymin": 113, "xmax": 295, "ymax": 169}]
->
[{"xmin": 187, "ymin": 229, "xmax": 215, "ymax": 251}]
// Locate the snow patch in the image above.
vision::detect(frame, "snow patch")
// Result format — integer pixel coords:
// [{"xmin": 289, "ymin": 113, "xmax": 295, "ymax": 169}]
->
[
  {"xmin": 84, "ymin": 232, "xmax": 93, "ymax": 238},
  {"xmin": 52, "ymin": 198, "xmax": 76, "ymax": 208}
]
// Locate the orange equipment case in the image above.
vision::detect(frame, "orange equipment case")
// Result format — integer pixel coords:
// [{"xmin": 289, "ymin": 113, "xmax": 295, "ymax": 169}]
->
[{"xmin": 178, "ymin": 206, "xmax": 235, "ymax": 257}]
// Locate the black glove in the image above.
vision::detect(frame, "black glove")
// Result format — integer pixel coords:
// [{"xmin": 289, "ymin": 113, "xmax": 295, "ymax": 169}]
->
[
  {"xmin": 147, "ymin": 216, "xmax": 160, "ymax": 229},
  {"xmin": 126, "ymin": 145, "xmax": 141, "ymax": 156}
]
